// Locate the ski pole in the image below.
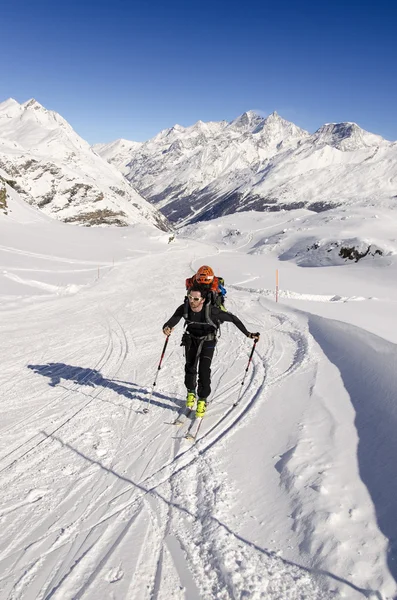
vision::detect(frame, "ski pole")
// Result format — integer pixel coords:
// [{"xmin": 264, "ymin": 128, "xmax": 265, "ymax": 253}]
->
[
  {"xmin": 143, "ymin": 335, "xmax": 170, "ymax": 413},
  {"xmin": 233, "ymin": 338, "xmax": 258, "ymax": 407}
]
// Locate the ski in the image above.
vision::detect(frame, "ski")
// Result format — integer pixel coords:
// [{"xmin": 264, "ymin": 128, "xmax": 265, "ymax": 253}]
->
[
  {"xmin": 185, "ymin": 417, "xmax": 203, "ymax": 441},
  {"xmin": 173, "ymin": 407, "xmax": 194, "ymax": 425}
]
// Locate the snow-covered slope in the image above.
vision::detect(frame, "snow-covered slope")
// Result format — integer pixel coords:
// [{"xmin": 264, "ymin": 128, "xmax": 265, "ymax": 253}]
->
[
  {"xmin": 180, "ymin": 205, "xmax": 397, "ymax": 269},
  {"xmin": 97, "ymin": 111, "xmax": 397, "ymax": 226},
  {"xmin": 1, "ymin": 201, "xmax": 397, "ymax": 599},
  {"xmin": 92, "ymin": 138, "xmax": 143, "ymax": 175},
  {"xmin": 0, "ymin": 99, "xmax": 170, "ymax": 230},
  {"xmin": 0, "ymin": 164, "xmax": 172, "ymax": 305}
]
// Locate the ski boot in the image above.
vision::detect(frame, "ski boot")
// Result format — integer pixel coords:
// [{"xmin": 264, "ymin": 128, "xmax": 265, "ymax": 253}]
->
[
  {"xmin": 186, "ymin": 391, "xmax": 196, "ymax": 409},
  {"xmin": 195, "ymin": 399, "xmax": 207, "ymax": 418}
]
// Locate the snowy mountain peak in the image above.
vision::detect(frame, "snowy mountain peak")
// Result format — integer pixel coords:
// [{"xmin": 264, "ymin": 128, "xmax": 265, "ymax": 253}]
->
[
  {"xmin": 150, "ymin": 123, "xmax": 185, "ymax": 144},
  {"xmin": 0, "ymin": 98, "xmax": 171, "ymax": 230},
  {"xmin": 228, "ymin": 110, "xmax": 264, "ymax": 132},
  {"xmin": 168, "ymin": 124, "xmax": 185, "ymax": 135},
  {"xmin": 257, "ymin": 111, "xmax": 301, "ymax": 131},
  {"xmin": 312, "ymin": 122, "xmax": 384, "ymax": 151},
  {"xmin": 97, "ymin": 109, "xmax": 395, "ymax": 226},
  {"xmin": 312, "ymin": 122, "xmax": 385, "ymax": 151},
  {"xmin": 0, "ymin": 97, "xmax": 19, "ymax": 110},
  {"xmin": 0, "ymin": 98, "xmax": 23, "ymax": 120},
  {"xmin": 0, "ymin": 97, "xmax": 90, "ymax": 154},
  {"xmin": 22, "ymin": 98, "xmax": 46, "ymax": 111},
  {"xmin": 93, "ymin": 138, "xmax": 142, "ymax": 154},
  {"xmin": 252, "ymin": 112, "xmax": 309, "ymax": 149}
]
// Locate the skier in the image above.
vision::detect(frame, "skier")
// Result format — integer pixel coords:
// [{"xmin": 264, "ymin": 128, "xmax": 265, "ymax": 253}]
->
[{"xmin": 163, "ymin": 285, "xmax": 260, "ymax": 418}]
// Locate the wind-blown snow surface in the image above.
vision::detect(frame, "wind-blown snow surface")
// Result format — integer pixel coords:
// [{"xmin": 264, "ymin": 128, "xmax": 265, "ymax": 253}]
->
[{"xmin": 1, "ymin": 190, "xmax": 397, "ymax": 599}]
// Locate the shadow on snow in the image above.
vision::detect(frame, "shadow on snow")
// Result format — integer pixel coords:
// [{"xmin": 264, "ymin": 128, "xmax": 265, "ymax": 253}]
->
[
  {"xmin": 27, "ymin": 362, "xmax": 179, "ymax": 411},
  {"xmin": 308, "ymin": 315, "xmax": 397, "ymax": 587},
  {"xmin": 41, "ymin": 430, "xmax": 382, "ymax": 600}
]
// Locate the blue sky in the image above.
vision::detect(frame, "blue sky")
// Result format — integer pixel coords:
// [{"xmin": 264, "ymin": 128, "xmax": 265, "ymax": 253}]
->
[{"xmin": 2, "ymin": 0, "xmax": 397, "ymax": 144}]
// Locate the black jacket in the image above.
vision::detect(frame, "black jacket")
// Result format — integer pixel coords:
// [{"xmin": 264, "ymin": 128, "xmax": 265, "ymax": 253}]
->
[{"xmin": 163, "ymin": 302, "xmax": 250, "ymax": 338}]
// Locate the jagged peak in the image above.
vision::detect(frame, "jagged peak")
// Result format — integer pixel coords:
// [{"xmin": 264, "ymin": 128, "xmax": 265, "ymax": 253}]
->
[
  {"xmin": 161, "ymin": 124, "xmax": 184, "ymax": 137},
  {"xmin": 187, "ymin": 119, "xmax": 207, "ymax": 131},
  {"xmin": 312, "ymin": 121, "xmax": 385, "ymax": 149},
  {"xmin": 228, "ymin": 110, "xmax": 264, "ymax": 132},
  {"xmin": 245, "ymin": 109, "xmax": 262, "ymax": 118},
  {"xmin": 231, "ymin": 110, "xmax": 262, "ymax": 122},
  {"xmin": 147, "ymin": 124, "xmax": 185, "ymax": 145},
  {"xmin": 22, "ymin": 98, "xmax": 46, "ymax": 111},
  {"xmin": 251, "ymin": 112, "xmax": 309, "ymax": 140},
  {"xmin": 267, "ymin": 110, "xmax": 280, "ymax": 119},
  {"xmin": 188, "ymin": 118, "xmax": 227, "ymax": 132},
  {"xmin": 316, "ymin": 121, "xmax": 359, "ymax": 134},
  {"xmin": 262, "ymin": 111, "xmax": 293, "ymax": 126}
]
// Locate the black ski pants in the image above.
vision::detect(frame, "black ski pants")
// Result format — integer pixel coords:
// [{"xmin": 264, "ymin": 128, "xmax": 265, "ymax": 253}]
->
[{"xmin": 184, "ymin": 337, "xmax": 216, "ymax": 399}]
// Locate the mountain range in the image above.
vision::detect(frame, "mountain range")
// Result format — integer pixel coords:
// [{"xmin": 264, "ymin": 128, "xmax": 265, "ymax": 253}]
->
[
  {"xmin": 95, "ymin": 110, "xmax": 397, "ymax": 225},
  {"xmin": 1, "ymin": 98, "xmax": 396, "ymax": 231}
]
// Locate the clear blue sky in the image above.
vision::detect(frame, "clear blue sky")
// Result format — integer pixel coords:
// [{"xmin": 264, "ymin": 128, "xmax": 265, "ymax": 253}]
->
[{"xmin": 2, "ymin": 0, "xmax": 397, "ymax": 144}]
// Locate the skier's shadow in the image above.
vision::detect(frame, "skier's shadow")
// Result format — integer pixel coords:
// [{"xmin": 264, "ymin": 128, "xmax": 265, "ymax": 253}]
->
[{"xmin": 27, "ymin": 362, "xmax": 178, "ymax": 411}]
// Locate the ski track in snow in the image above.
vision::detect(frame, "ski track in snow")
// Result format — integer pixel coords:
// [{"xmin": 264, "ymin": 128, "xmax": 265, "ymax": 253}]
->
[{"xmin": 0, "ymin": 242, "xmax": 393, "ymax": 599}]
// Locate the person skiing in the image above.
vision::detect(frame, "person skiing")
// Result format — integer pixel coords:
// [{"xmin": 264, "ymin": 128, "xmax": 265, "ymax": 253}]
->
[
  {"xmin": 162, "ymin": 285, "xmax": 260, "ymax": 418},
  {"xmin": 186, "ymin": 265, "xmax": 227, "ymax": 309}
]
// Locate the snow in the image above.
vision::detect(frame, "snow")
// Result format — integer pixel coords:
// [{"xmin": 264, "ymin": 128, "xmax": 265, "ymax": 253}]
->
[
  {"xmin": 96, "ymin": 110, "xmax": 397, "ymax": 227},
  {"xmin": 1, "ymin": 183, "xmax": 397, "ymax": 599},
  {"xmin": 0, "ymin": 99, "xmax": 169, "ymax": 230},
  {"xmin": 92, "ymin": 139, "xmax": 143, "ymax": 176}
]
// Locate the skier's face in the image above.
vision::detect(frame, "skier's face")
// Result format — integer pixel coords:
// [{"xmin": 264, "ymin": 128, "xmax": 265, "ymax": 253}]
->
[{"xmin": 188, "ymin": 292, "xmax": 205, "ymax": 312}]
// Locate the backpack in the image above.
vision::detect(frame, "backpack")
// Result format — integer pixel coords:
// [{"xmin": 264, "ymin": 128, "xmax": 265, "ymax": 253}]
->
[{"xmin": 185, "ymin": 275, "xmax": 227, "ymax": 309}]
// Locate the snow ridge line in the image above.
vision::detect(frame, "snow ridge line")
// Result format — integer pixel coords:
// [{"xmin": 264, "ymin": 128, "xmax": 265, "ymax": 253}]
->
[{"xmin": 231, "ymin": 282, "xmax": 369, "ymax": 303}]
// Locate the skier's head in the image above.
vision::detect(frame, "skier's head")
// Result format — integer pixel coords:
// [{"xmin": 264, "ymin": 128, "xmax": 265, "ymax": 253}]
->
[
  {"xmin": 187, "ymin": 285, "xmax": 206, "ymax": 311},
  {"xmin": 195, "ymin": 265, "xmax": 214, "ymax": 285}
]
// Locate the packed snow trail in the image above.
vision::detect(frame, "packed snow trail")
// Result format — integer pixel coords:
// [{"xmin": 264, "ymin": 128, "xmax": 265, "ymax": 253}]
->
[{"xmin": 0, "ymin": 237, "xmax": 394, "ymax": 599}]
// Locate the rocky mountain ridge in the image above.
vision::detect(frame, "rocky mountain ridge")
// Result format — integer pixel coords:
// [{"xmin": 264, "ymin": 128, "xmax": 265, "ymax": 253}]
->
[
  {"xmin": 0, "ymin": 98, "xmax": 170, "ymax": 230},
  {"xmin": 96, "ymin": 110, "xmax": 397, "ymax": 225}
]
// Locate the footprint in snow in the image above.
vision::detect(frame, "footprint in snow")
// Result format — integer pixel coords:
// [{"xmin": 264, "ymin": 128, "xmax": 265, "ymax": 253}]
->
[{"xmin": 105, "ymin": 565, "xmax": 124, "ymax": 583}]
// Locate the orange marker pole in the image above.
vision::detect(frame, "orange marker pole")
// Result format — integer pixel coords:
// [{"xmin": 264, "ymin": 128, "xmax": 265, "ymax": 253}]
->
[{"xmin": 276, "ymin": 269, "xmax": 279, "ymax": 303}]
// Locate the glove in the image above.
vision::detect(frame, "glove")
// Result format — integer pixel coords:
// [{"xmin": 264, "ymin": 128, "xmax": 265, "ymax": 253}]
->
[
  {"xmin": 248, "ymin": 332, "xmax": 260, "ymax": 341},
  {"xmin": 163, "ymin": 326, "xmax": 173, "ymax": 336}
]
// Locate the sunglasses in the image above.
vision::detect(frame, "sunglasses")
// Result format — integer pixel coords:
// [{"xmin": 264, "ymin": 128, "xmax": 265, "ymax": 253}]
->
[{"xmin": 188, "ymin": 295, "xmax": 203, "ymax": 302}]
